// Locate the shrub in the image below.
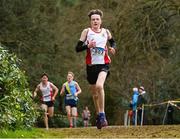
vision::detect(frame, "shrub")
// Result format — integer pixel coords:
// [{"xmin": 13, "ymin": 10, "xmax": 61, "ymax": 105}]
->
[{"xmin": 0, "ymin": 45, "xmax": 39, "ymax": 130}]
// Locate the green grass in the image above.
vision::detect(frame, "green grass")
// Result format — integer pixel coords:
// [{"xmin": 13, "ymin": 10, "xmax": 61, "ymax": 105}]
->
[
  {"xmin": 0, "ymin": 126, "xmax": 180, "ymax": 138},
  {"xmin": 0, "ymin": 128, "xmax": 65, "ymax": 138}
]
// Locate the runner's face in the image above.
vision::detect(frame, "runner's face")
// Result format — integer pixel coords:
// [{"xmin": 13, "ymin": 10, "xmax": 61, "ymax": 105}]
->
[
  {"xmin": 41, "ymin": 75, "xmax": 48, "ymax": 83},
  {"xmin": 67, "ymin": 73, "xmax": 73, "ymax": 82},
  {"xmin": 90, "ymin": 14, "xmax": 102, "ymax": 29}
]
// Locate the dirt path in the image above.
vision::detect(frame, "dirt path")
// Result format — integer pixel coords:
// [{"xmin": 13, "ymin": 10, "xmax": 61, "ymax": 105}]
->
[{"xmin": 38, "ymin": 125, "xmax": 180, "ymax": 138}]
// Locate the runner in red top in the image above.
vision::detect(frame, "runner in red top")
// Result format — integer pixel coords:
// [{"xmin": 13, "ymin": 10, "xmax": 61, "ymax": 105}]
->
[{"xmin": 75, "ymin": 9, "xmax": 116, "ymax": 129}]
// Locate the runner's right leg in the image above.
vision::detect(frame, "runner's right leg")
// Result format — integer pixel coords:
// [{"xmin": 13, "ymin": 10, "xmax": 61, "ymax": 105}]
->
[
  {"xmin": 96, "ymin": 71, "xmax": 107, "ymax": 113},
  {"xmin": 66, "ymin": 106, "xmax": 73, "ymax": 128},
  {"xmin": 90, "ymin": 85, "xmax": 103, "ymax": 129}
]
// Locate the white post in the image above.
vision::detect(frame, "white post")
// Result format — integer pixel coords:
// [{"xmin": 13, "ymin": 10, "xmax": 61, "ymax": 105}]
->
[
  {"xmin": 141, "ymin": 104, "xmax": 144, "ymax": 126},
  {"xmin": 124, "ymin": 110, "xmax": 128, "ymax": 126},
  {"xmin": 135, "ymin": 109, "xmax": 137, "ymax": 126},
  {"xmin": 163, "ymin": 102, "xmax": 170, "ymax": 125},
  {"xmin": 128, "ymin": 111, "xmax": 131, "ymax": 126}
]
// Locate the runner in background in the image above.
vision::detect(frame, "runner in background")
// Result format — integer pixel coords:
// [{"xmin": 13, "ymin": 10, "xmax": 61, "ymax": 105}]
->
[
  {"xmin": 60, "ymin": 71, "xmax": 81, "ymax": 128},
  {"xmin": 82, "ymin": 106, "xmax": 91, "ymax": 127},
  {"xmin": 33, "ymin": 73, "xmax": 59, "ymax": 130}
]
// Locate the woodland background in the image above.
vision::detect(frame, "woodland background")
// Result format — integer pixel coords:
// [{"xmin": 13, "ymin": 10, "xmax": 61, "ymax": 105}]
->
[{"xmin": 0, "ymin": 0, "xmax": 180, "ymax": 128}]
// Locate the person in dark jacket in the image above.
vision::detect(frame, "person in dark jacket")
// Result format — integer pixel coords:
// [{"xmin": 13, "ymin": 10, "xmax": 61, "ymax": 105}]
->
[
  {"xmin": 137, "ymin": 86, "xmax": 147, "ymax": 125},
  {"xmin": 167, "ymin": 105, "xmax": 174, "ymax": 124}
]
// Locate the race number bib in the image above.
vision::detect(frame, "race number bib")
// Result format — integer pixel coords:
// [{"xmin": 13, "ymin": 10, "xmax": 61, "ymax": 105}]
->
[
  {"xmin": 91, "ymin": 47, "xmax": 105, "ymax": 56},
  {"xmin": 66, "ymin": 94, "xmax": 78, "ymax": 101}
]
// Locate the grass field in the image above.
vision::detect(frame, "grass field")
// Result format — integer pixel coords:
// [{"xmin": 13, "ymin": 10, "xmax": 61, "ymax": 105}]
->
[{"xmin": 0, "ymin": 125, "xmax": 180, "ymax": 138}]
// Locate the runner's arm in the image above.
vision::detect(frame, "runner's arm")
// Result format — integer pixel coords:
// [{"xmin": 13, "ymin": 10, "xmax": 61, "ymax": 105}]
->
[
  {"xmin": 33, "ymin": 85, "xmax": 40, "ymax": 98},
  {"xmin": 106, "ymin": 29, "xmax": 116, "ymax": 55},
  {"xmin": 88, "ymin": 110, "xmax": 91, "ymax": 117},
  {"xmin": 75, "ymin": 29, "xmax": 89, "ymax": 52},
  {"xmin": 75, "ymin": 82, "xmax": 81, "ymax": 96},
  {"xmin": 82, "ymin": 111, "xmax": 84, "ymax": 118},
  {"xmin": 50, "ymin": 83, "xmax": 59, "ymax": 101},
  {"xmin": 60, "ymin": 84, "xmax": 65, "ymax": 96}
]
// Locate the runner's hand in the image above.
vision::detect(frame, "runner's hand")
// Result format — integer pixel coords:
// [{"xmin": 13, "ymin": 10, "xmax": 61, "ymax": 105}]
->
[
  {"xmin": 109, "ymin": 47, "xmax": 115, "ymax": 55},
  {"xmin": 88, "ymin": 40, "xmax": 96, "ymax": 48},
  {"xmin": 52, "ymin": 96, "xmax": 55, "ymax": 101}
]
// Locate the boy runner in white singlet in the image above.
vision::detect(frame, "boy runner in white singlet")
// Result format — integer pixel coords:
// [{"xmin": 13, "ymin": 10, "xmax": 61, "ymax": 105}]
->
[
  {"xmin": 33, "ymin": 73, "xmax": 58, "ymax": 130},
  {"xmin": 82, "ymin": 106, "xmax": 91, "ymax": 127},
  {"xmin": 75, "ymin": 9, "xmax": 116, "ymax": 129}
]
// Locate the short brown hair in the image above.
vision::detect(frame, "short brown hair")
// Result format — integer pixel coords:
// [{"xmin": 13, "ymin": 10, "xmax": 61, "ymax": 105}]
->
[
  {"xmin": 88, "ymin": 9, "xmax": 103, "ymax": 19},
  {"xmin": 68, "ymin": 71, "xmax": 74, "ymax": 77},
  {"xmin": 41, "ymin": 73, "xmax": 48, "ymax": 78}
]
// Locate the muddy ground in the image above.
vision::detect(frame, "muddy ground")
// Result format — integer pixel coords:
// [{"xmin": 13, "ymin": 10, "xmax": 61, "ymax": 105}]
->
[{"xmin": 39, "ymin": 125, "xmax": 180, "ymax": 138}]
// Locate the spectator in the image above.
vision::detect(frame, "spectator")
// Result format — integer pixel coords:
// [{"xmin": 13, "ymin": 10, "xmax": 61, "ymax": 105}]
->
[
  {"xmin": 137, "ymin": 86, "xmax": 147, "ymax": 125},
  {"xmin": 132, "ymin": 87, "xmax": 139, "ymax": 125},
  {"xmin": 128, "ymin": 100, "xmax": 133, "ymax": 125},
  {"xmin": 167, "ymin": 105, "xmax": 174, "ymax": 124}
]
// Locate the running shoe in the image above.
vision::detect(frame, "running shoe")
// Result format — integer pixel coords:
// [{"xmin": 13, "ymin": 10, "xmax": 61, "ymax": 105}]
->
[
  {"xmin": 96, "ymin": 114, "xmax": 101, "ymax": 129},
  {"xmin": 96, "ymin": 113, "xmax": 108, "ymax": 129},
  {"xmin": 100, "ymin": 117, "xmax": 108, "ymax": 127},
  {"xmin": 69, "ymin": 124, "xmax": 73, "ymax": 128}
]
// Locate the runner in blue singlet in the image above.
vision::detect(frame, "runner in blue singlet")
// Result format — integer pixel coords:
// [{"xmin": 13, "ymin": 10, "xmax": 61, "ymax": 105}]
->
[{"xmin": 60, "ymin": 71, "xmax": 81, "ymax": 128}]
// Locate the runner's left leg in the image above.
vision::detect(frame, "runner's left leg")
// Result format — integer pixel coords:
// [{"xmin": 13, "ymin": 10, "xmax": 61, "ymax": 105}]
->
[
  {"xmin": 96, "ymin": 71, "xmax": 108, "ymax": 129},
  {"xmin": 41, "ymin": 104, "xmax": 48, "ymax": 130},
  {"xmin": 72, "ymin": 107, "xmax": 77, "ymax": 127},
  {"xmin": 48, "ymin": 106, "xmax": 54, "ymax": 127}
]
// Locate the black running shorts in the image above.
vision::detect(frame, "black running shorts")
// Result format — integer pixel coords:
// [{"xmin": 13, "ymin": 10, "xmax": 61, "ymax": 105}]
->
[
  {"xmin": 42, "ymin": 101, "xmax": 54, "ymax": 107},
  {"xmin": 65, "ymin": 99, "xmax": 77, "ymax": 107},
  {"xmin": 86, "ymin": 64, "xmax": 110, "ymax": 85}
]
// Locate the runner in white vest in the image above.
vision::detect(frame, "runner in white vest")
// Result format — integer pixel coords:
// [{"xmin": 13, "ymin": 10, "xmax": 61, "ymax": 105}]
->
[
  {"xmin": 75, "ymin": 9, "xmax": 116, "ymax": 129},
  {"xmin": 82, "ymin": 106, "xmax": 91, "ymax": 127},
  {"xmin": 33, "ymin": 73, "xmax": 58, "ymax": 130}
]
